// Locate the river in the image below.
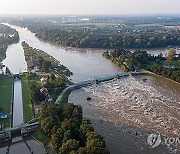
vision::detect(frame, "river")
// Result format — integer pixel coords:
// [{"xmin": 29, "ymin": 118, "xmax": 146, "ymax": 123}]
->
[
  {"xmin": 1, "ymin": 23, "xmax": 180, "ymax": 154},
  {"xmin": 4, "ymin": 24, "xmax": 121, "ymax": 82},
  {"xmin": 69, "ymin": 75, "xmax": 180, "ymax": 154}
]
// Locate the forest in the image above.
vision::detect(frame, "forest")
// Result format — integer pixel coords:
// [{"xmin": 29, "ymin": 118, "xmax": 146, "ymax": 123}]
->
[
  {"xmin": 0, "ymin": 24, "xmax": 19, "ymax": 62},
  {"xmin": 10, "ymin": 16, "xmax": 180, "ymax": 49},
  {"xmin": 38, "ymin": 103, "xmax": 109, "ymax": 154},
  {"xmin": 103, "ymin": 48, "xmax": 180, "ymax": 82}
]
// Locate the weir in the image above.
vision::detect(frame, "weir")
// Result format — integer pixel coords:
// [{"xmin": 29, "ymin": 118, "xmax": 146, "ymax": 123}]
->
[{"xmin": 55, "ymin": 71, "xmax": 141, "ymax": 104}]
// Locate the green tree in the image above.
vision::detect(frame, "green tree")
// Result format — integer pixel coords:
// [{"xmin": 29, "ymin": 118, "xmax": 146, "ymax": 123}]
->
[
  {"xmin": 76, "ymin": 147, "xmax": 87, "ymax": 154},
  {"xmin": 167, "ymin": 48, "xmax": 176, "ymax": 65},
  {"xmin": 43, "ymin": 60, "xmax": 51, "ymax": 71},
  {"xmin": 30, "ymin": 82, "xmax": 39, "ymax": 103},
  {"xmin": 50, "ymin": 73, "xmax": 56, "ymax": 80},
  {"xmin": 59, "ymin": 139, "xmax": 80, "ymax": 154},
  {"xmin": 86, "ymin": 132, "xmax": 109, "ymax": 154}
]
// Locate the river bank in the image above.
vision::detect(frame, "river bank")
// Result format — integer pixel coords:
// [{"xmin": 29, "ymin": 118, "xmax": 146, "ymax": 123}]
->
[{"xmin": 145, "ymin": 70, "xmax": 180, "ymax": 87}]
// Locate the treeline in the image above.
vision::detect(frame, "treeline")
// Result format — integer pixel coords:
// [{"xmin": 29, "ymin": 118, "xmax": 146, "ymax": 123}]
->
[
  {"xmin": 149, "ymin": 65, "xmax": 180, "ymax": 82},
  {"xmin": 103, "ymin": 48, "xmax": 180, "ymax": 82},
  {"xmin": 39, "ymin": 104, "xmax": 109, "ymax": 154},
  {"xmin": 0, "ymin": 24, "xmax": 19, "ymax": 61},
  {"xmin": 22, "ymin": 42, "xmax": 72, "ymax": 76},
  {"xmin": 27, "ymin": 25, "xmax": 180, "ymax": 49},
  {"xmin": 103, "ymin": 48, "xmax": 151, "ymax": 71}
]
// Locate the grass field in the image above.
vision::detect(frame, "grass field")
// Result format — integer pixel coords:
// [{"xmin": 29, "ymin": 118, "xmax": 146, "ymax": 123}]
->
[
  {"xmin": 21, "ymin": 75, "xmax": 34, "ymax": 123},
  {"xmin": 0, "ymin": 75, "xmax": 13, "ymax": 128}
]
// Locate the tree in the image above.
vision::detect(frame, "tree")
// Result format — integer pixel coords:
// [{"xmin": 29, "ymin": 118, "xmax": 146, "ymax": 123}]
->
[
  {"xmin": 64, "ymin": 130, "xmax": 73, "ymax": 140},
  {"xmin": 30, "ymin": 82, "xmax": 40, "ymax": 103},
  {"xmin": 76, "ymin": 147, "xmax": 87, "ymax": 154},
  {"xmin": 43, "ymin": 60, "xmax": 51, "ymax": 71},
  {"xmin": 5, "ymin": 67, "xmax": 11, "ymax": 75},
  {"xmin": 0, "ymin": 107, "xmax": 3, "ymax": 112},
  {"xmin": 50, "ymin": 73, "xmax": 56, "ymax": 80},
  {"xmin": 167, "ymin": 48, "xmax": 176, "ymax": 65},
  {"xmin": 37, "ymin": 56, "xmax": 44, "ymax": 68},
  {"xmin": 59, "ymin": 139, "xmax": 80, "ymax": 154},
  {"xmin": 86, "ymin": 132, "xmax": 109, "ymax": 154},
  {"xmin": 80, "ymin": 123, "xmax": 94, "ymax": 135},
  {"xmin": 38, "ymin": 103, "xmax": 109, "ymax": 154}
]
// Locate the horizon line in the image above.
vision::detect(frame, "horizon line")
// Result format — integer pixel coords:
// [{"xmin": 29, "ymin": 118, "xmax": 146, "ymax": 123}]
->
[{"xmin": 0, "ymin": 13, "xmax": 180, "ymax": 17}]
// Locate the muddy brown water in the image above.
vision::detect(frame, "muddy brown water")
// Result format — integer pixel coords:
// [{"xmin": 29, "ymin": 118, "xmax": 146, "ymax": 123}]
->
[{"xmin": 69, "ymin": 75, "xmax": 180, "ymax": 154}]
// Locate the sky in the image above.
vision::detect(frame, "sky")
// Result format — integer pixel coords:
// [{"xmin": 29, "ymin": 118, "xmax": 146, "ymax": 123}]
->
[{"xmin": 0, "ymin": 0, "xmax": 180, "ymax": 15}]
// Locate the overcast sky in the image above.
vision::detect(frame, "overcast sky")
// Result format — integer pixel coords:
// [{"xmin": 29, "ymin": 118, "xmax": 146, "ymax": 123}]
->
[{"xmin": 0, "ymin": 0, "xmax": 180, "ymax": 15}]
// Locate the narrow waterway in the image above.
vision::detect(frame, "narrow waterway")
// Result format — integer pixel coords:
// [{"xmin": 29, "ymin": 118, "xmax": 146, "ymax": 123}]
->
[
  {"xmin": 2, "ymin": 24, "xmax": 26, "ymax": 128},
  {"xmin": 0, "ymin": 24, "xmax": 46, "ymax": 154},
  {"xmin": 13, "ymin": 79, "xmax": 23, "ymax": 127}
]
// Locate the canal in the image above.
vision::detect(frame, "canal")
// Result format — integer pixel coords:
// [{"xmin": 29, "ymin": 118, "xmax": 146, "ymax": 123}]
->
[
  {"xmin": 13, "ymin": 79, "xmax": 23, "ymax": 127},
  {"xmin": 0, "ymin": 24, "xmax": 46, "ymax": 154}
]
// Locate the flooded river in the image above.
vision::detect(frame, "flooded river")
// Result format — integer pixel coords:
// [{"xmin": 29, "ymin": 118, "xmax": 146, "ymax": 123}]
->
[
  {"xmin": 1, "ymin": 23, "xmax": 180, "ymax": 154},
  {"xmin": 69, "ymin": 75, "xmax": 180, "ymax": 154}
]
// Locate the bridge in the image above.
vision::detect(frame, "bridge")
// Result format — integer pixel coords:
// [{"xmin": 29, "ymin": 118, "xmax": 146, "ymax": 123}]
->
[{"xmin": 55, "ymin": 71, "xmax": 141, "ymax": 104}]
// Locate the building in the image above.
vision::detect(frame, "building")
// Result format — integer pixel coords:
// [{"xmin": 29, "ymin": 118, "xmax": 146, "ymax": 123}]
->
[
  {"xmin": 40, "ymin": 87, "xmax": 52, "ymax": 102},
  {"xmin": 40, "ymin": 76, "xmax": 49, "ymax": 86}
]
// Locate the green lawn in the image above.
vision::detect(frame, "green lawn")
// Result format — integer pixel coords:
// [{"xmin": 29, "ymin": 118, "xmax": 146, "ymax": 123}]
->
[
  {"xmin": 0, "ymin": 75, "xmax": 13, "ymax": 128},
  {"xmin": 21, "ymin": 75, "xmax": 34, "ymax": 123}
]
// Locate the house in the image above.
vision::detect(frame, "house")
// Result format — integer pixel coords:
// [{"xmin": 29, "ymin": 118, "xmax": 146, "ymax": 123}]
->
[
  {"xmin": 40, "ymin": 87, "xmax": 49, "ymax": 96},
  {"xmin": 40, "ymin": 76, "xmax": 49, "ymax": 86},
  {"xmin": 40, "ymin": 87, "xmax": 52, "ymax": 102},
  {"xmin": 27, "ymin": 57, "xmax": 39, "ymax": 73}
]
